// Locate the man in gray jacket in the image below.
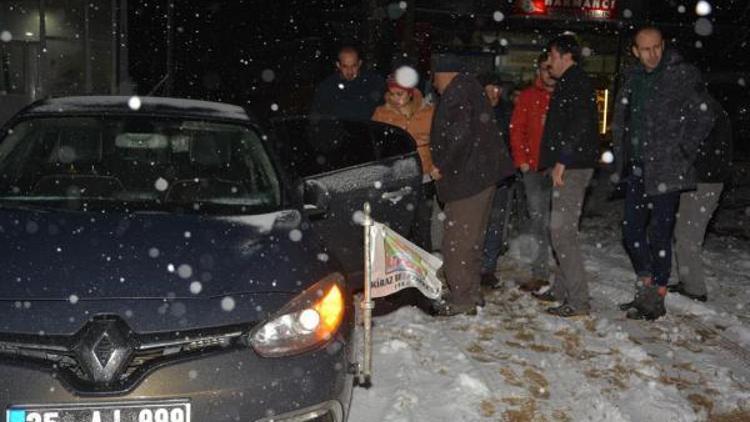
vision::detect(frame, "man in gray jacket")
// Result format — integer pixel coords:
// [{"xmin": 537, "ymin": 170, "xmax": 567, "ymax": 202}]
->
[
  {"xmin": 613, "ymin": 26, "xmax": 715, "ymax": 320},
  {"xmin": 429, "ymin": 54, "xmax": 515, "ymax": 316}
]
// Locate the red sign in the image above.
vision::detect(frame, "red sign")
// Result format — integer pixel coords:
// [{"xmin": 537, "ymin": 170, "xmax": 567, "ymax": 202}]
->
[{"xmin": 514, "ymin": 0, "xmax": 618, "ymax": 20}]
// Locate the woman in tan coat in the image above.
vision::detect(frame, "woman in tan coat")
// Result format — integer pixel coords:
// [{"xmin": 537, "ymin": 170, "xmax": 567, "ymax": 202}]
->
[
  {"xmin": 371, "ymin": 75, "xmax": 437, "ymax": 178},
  {"xmin": 372, "ymin": 73, "xmax": 440, "ymax": 252}
]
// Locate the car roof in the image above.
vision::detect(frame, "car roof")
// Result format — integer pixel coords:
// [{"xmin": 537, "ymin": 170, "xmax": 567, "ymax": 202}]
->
[{"xmin": 20, "ymin": 96, "xmax": 255, "ymax": 123}]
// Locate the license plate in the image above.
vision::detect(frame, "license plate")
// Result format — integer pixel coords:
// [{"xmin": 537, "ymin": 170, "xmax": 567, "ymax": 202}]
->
[{"xmin": 7, "ymin": 400, "xmax": 190, "ymax": 422}]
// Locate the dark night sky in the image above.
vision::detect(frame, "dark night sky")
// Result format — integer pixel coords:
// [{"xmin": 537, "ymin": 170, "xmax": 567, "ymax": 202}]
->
[{"xmin": 127, "ymin": 0, "xmax": 750, "ymax": 120}]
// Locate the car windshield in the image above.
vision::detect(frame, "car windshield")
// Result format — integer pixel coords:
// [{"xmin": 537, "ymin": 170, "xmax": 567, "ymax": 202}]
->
[{"xmin": 0, "ymin": 116, "xmax": 281, "ymax": 215}]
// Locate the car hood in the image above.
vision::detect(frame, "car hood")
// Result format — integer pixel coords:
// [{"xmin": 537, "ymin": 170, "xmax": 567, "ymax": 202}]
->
[{"xmin": 0, "ymin": 207, "xmax": 339, "ymax": 335}]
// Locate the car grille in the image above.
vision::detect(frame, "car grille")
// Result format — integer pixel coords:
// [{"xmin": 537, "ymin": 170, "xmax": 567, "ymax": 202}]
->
[{"xmin": 0, "ymin": 322, "xmax": 248, "ymax": 395}]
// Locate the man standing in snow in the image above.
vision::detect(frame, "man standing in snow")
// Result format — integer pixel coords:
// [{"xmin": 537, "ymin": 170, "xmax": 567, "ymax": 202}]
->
[
  {"xmin": 509, "ymin": 53, "xmax": 556, "ymax": 293},
  {"xmin": 614, "ymin": 26, "xmax": 715, "ymax": 320},
  {"xmin": 669, "ymin": 96, "xmax": 732, "ymax": 302},
  {"xmin": 478, "ymin": 72, "xmax": 514, "ymax": 289},
  {"xmin": 532, "ymin": 34, "xmax": 599, "ymax": 318},
  {"xmin": 429, "ymin": 54, "xmax": 515, "ymax": 316},
  {"xmin": 310, "ymin": 45, "xmax": 385, "ymax": 120}
]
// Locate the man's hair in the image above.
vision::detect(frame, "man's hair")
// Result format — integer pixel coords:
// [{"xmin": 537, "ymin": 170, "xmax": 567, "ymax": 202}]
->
[
  {"xmin": 547, "ymin": 34, "xmax": 582, "ymax": 63},
  {"xmin": 536, "ymin": 52, "xmax": 549, "ymax": 68},
  {"xmin": 337, "ymin": 45, "xmax": 361, "ymax": 62},
  {"xmin": 631, "ymin": 24, "xmax": 664, "ymax": 48}
]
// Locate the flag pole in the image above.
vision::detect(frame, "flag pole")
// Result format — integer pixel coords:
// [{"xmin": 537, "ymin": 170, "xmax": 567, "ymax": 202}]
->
[{"xmin": 360, "ymin": 201, "xmax": 374, "ymax": 387}]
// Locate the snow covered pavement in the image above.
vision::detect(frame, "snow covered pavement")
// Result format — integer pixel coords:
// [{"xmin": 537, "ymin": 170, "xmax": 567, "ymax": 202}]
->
[{"xmin": 350, "ymin": 197, "xmax": 750, "ymax": 421}]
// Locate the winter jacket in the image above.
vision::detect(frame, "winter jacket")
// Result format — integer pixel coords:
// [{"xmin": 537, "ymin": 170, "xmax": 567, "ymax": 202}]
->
[
  {"xmin": 371, "ymin": 90, "xmax": 436, "ymax": 174},
  {"xmin": 429, "ymin": 73, "xmax": 515, "ymax": 202},
  {"xmin": 310, "ymin": 70, "xmax": 385, "ymax": 121},
  {"xmin": 510, "ymin": 78, "xmax": 551, "ymax": 171},
  {"xmin": 612, "ymin": 49, "xmax": 716, "ymax": 196},
  {"xmin": 695, "ymin": 95, "xmax": 733, "ymax": 183},
  {"xmin": 538, "ymin": 64, "xmax": 599, "ymax": 170}
]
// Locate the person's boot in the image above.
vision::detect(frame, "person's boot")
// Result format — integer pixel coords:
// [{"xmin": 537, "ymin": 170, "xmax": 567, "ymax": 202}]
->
[
  {"xmin": 626, "ymin": 285, "xmax": 666, "ymax": 321},
  {"xmin": 518, "ymin": 277, "xmax": 550, "ymax": 293},
  {"xmin": 619, "ymin": 276, "xmax": 651, "ymax": 311}
]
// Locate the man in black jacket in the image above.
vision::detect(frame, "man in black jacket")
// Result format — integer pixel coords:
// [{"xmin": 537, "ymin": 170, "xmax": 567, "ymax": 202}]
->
[
  {"xmin": 429, "ymin": 55, "xmax": 515, "ymax": 315},
  {"xmin": 613, "ymin": 26, "xmax": 715, "ymax": 320},
  {"xmin": 533, "ymin": 34, "xmax": 599, "ymax": 317},
  {"xmin": 670, "ymin": 96, "xmax": 732, "ymax": 302},
  {"xmin": 309, "ymin": 46, "xmax": 385, "ymax": 120}
]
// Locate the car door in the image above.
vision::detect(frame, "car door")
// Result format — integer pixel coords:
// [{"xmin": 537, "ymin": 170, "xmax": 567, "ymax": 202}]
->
[{"xmin": 270, "ymin": 117, "xmax": 422, "ymax": 279}]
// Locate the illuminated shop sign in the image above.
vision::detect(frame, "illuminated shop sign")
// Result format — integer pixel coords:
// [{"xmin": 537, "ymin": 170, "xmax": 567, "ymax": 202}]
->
[{"xmin": 514, "ymin": 0, "xmax": 618, "ymax": 20}]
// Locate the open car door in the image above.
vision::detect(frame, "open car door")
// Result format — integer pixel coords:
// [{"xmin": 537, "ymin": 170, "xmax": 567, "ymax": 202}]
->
[{"xmin": 271, "ymin": 116, "xmax": 423, "ymax": 280}]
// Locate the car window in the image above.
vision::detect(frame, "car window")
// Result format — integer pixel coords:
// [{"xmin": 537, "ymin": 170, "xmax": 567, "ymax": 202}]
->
[
  {"xmin": 273, "ymin": 118, "xmax": 377, "ymax": 178},
  {"xmin": 0, "ymin": 116, "xmax": 281, "ymax": 214},
  {"xmin": 370, "ymin": 123, "xmax": 415, "ymax": 160}
]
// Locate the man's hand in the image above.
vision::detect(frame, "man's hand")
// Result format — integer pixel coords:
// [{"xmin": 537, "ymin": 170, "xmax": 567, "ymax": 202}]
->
[
  {"xmin": 551, "ymin": 162, "xmax": 566, "ymax": 187},
  {"xmin": 430, "ymin": 166, "xmax": 443, "ymax": 181},
  {"xmin": 520, "ymin": 163, "xmax": 530, "ymax": 173}
]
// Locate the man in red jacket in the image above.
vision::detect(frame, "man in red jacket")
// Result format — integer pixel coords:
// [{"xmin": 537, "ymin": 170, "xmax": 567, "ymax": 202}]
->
[{"xmin": 510, "ymin": 53, "xmax": 556, "ymax": 292}]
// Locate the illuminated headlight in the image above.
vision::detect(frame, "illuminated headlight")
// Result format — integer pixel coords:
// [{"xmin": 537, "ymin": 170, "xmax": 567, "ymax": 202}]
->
[{"xmin": 250, "ymin": 273, "xmax": 345, "ymax": 357}]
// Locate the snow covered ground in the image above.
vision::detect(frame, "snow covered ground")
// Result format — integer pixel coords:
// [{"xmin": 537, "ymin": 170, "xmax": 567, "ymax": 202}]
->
[{"xmin": 349, "ymin": 176, "xmax": 750, "ymax": 421}]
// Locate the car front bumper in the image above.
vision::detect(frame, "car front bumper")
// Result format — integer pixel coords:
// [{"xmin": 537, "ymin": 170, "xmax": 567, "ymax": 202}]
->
[{"xmin": 0, "ymin": 336, "xmax": 353, "ymax": 422}]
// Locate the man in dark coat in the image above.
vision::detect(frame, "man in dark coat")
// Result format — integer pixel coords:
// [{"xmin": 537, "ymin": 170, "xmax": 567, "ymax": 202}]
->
[
  {"xmin": 532, "ymin": 34, "xmax": 599, "ymax": 318},
  {"xmin": 670, "ymin": 95, "xmax": 732, "ymax": 302},
  {"xmin": 310, "ymin": 46, "xmax": 385, "ymax": 120},
  {"xmin": 613, "ymin": 26, "xmax": 715, "ymax": 320},
  {"xmin": 477, "ymin": 72, "xmax": 515, "ymax": 289},
  {"xmin": 429, "ymin": 54, "xmax": 515, "ymax": 316}
]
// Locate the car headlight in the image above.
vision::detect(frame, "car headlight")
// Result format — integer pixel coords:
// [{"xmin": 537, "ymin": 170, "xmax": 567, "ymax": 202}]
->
[{"xmin": 250, "ymin": 273, "xmax": 346, "ymax": 357}]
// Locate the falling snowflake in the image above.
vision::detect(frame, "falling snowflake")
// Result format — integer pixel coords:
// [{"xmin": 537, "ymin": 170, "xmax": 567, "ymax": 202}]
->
[
  {"xmin": 493, "ymin": 11, "xmax": 505, "ymax": 22},
  {"xmin": 128, "ymin": 96, "xmax": 142, "ymax": 111},
  {"xmin": 695, "ymin": 1, "xmax": 712, "ymax": 16},
  {"xmin": 261, "ymin": 69, "xmax": 275, "ymax": 82},
  {"xmin": 177, "ymin": 264, "xmax": 193, "ymax": 279},
  {"xmin": 190, "ymin": 281, "xmax": 203, "ymax": 295},
  {"xmin": 154, "ymin": 177, "xmax": 169, "ymax": 191},
  {"xmin": 0, "ymin": 31, "xmax": 11, "ymax": 42},
  {"xmin": 221, "ymin": 296, "xmax": 236, "ymax": 312},
  {"xmin": 394, "ymin": 66, "xmax": 419, "ymax": 89},
  {"xmin": 289, "ymin": 229, "xmax": 303, "ymax": 242},
  {"xmin": 694, "ymin": 18, "xmax": 713, "ymax": 36}
]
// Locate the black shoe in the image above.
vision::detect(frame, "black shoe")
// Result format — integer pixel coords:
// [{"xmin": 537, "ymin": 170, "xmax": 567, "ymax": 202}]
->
[
  {"xmin": 618, "ymin": 300, "xmax": 637, "ymax": 311},
  {"xmin": 480, "ymin": 272, "xmax": 504, "ymax": 289},
  {"xmin": 546, "ymin": 303, "xmax": 589, "ymax": 318},
  {"xmin": 625, "ymin": 286, "xmax": 666, "ymax": 321},
  {"xmin": 667, "ymin": 282, "xmax": 708, "ymax": 302},
  {"xmin": 532, "ymin": 289, "xmax": 558, "ymax": 303}
]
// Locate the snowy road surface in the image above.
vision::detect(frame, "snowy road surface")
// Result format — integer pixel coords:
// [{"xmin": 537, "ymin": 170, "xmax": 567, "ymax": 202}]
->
[{"xmin": 349, "ymin": 193, "xmax": 750, "ymax": 421}]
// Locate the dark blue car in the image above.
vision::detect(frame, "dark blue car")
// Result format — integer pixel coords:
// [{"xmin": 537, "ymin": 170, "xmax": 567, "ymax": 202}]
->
[{"xmin": 0, "ymin": 97, "xmax": 423, "ymax": 421}]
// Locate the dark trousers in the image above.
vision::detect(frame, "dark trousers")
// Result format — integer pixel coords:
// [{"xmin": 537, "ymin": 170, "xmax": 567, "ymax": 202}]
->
[
  {"xmin": 481, "ymin": 182, "xmax": 511, "ymax": 274},
  {"xmin": 622, "ymin": 175, "xmax": 681, "ymax": 287},
  {"xmin": 442, "ymin": 185, "xmax": 495, "ymax": 307}
]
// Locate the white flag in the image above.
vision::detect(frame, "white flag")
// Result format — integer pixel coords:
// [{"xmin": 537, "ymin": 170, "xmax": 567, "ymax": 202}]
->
[{"xmin": 368, "ymin": 221, "xmax": 443, "ymax": 299}]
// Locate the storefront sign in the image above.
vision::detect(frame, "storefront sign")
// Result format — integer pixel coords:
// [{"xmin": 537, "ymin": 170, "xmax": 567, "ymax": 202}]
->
[{"xmin": 514, "ymin": 0, "xmax": 618, "ymax": 20}]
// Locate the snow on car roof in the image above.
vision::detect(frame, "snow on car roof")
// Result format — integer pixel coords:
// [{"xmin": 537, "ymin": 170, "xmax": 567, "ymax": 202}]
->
[{"xmin": 24, "ymin": 96, "xmax": 253, "ymax": 122}]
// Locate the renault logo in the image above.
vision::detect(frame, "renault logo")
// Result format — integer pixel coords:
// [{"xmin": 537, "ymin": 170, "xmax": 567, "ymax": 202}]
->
[{"xmin": 75, "ymin": 318, "xmax": 133, "ymax": 384}]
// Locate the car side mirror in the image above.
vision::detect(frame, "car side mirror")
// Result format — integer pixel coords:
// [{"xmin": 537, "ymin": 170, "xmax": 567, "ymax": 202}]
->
[{"xmin": 302, "ymin": 179, "xmax": 331, "ymax": 218}]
